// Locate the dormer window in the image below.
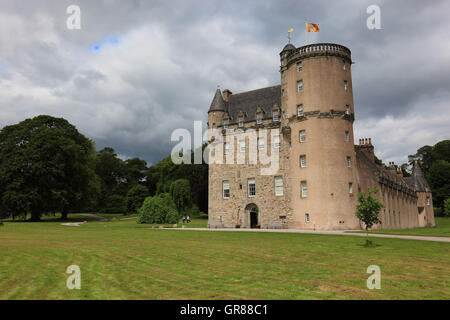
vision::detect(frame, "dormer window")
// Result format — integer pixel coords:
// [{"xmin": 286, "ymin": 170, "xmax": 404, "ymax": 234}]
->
[
  {"xmin": 223, "ymin": 119, "xmax": 229, "ymax": 129},
  {"xmin": 273, "ymin": 110, "xmax": 280, "ymax": 122},
  {"xmin": 238, "ymin": 116, "xmax": 244, "ymax": 127},
  {"xmin": 256, "ymin": 113, "xmax": 263, "ymax": 125},
  {"xmin": 297, "ymin": 104, "xmax": 304, "ymax": 116}
]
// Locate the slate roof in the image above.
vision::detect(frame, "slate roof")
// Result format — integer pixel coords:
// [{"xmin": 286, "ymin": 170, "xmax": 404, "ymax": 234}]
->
[
  {"xmin": 222, "ymin": 85, "xmax": 281, "ymax": 124},
  {"xmin": 209, "ymin": 89, "xmax": 226, "ymax": 112},
  {"xmin": 356, "ymin": 150, "xmax": 414, "ymax": 191},
  {"xmin": 410, "ymin": 161, "xmax": 431, "ymax": 192},
  {"xmin": 356, "ymin": 151, "xmax": 431, "ymax": 194}
]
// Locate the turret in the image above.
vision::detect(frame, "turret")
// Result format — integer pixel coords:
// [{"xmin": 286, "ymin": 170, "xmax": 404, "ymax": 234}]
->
[
  {"xmin": 208, "ymin": 88, "xmax": 226, "ymax": 129},
  {"xmin": 411, "ymin": 161, "xmax": 435, "ymax": 227}
]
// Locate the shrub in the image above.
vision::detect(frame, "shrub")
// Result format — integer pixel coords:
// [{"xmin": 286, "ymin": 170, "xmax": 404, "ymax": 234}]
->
[
  {"xmin": 444, "ymin": 199, "xmax": 450, "ymax": 217},
  {"xmin": 181, "ymin": 204, "xmax": 201, "ymax": 218},
  {"xmin": 137, "ymin": 193, "xmax": 179, "ymax": 224},
  {"xmin": 126, "ymin": 185, "xmax": 149, "ymax": 214}
]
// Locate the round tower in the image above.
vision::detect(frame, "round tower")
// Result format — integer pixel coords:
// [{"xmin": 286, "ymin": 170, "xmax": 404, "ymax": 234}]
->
[
  {"xmin": 208, "ymin": 88, "xmax": 226, "ymax": 130},
  {"xmin": 280, "ymin": 43, "xmax": 360, "ymax": 230}
]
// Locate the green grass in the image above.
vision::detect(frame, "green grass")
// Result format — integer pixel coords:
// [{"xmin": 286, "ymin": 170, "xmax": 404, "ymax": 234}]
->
[
  {"xmin": 0, "ymin": 216, "xmax": 448, "ymax": 300},
  {"xmin": 347, "ymin": 217, "xmax": 450, "ymax": 237}
]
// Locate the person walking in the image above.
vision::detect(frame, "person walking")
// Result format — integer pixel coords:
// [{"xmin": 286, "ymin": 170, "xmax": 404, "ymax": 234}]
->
[
  {"xmin": 186, "ymin": 215, "xmax": 190, "ymax": 223},
  {"xmin": 182, "ymin": 216, "xmax": 186, "ymax": 224}
]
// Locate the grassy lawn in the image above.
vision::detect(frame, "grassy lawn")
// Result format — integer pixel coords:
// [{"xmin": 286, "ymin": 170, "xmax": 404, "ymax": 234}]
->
[
  {"xmin": 347, "ymin": 217, "xmax": 450, "ymax": 237},
  {"xmin": 0, "ymin": 216, "xmax": 448, "ymax": 300}
]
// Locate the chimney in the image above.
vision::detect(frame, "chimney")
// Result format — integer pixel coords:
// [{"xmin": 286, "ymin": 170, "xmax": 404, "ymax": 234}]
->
[
  {"xmin": 223, "ymin": 89, "xmax": 232, "ymax": 102},
  {"xmin": 357, "ymin": 137, "xmax": 375, "ymax": 162}
]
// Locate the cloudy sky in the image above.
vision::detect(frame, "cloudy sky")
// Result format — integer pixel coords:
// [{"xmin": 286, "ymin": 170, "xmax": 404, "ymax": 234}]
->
[{"xmin": 0, "ymin": 0, "xmax": 448, "ymax": 166}]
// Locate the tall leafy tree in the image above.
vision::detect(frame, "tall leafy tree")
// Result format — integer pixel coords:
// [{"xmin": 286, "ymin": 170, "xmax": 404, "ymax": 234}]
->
[
  {"xmin": 94, "ymin": 147, "xmax": 127, "ymax": 209},
  {"xmin": 427, "ymin": 160, "xmax": 450, "ymax": 211},
  {"xmin": 169, "ymin": 179, "xmax": 192, "ymax": 213},
  {"xmin": 0, "ymin": 115, "xmax": 93, "ymax": 220}
]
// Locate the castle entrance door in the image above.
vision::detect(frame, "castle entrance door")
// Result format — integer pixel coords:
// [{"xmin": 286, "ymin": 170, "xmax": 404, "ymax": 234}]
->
[{"xmin": 245, "ymin": 203, "xmax": 259, "ymax": 228}]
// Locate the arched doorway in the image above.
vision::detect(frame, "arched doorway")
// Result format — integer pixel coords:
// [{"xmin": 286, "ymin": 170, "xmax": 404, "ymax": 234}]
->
[{"xmin": 245, "ymin": 203, "xmax": 259, "ymax": 228}]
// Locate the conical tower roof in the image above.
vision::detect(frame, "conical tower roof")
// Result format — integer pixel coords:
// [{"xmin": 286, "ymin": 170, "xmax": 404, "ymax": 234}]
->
[
  {"xmin": 411, "ymin": 161, "xmax": 431, "ymax": 192},
  {"xmin": 208, "ymin": 89, "xmax": 226, "ymax": 113}
]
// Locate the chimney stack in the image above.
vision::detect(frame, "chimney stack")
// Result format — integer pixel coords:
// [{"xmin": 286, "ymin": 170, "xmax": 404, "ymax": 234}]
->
[
  {"xmin": 357, "ymin": 137, "xmax": 375, "ymax": 162},
  {"xmin": 223, "ymin": 89, "xmax": 232, "ymax": 102}
]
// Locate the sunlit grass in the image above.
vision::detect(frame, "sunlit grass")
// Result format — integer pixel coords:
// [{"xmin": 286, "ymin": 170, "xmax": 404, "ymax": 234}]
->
[{"xmin": 0, "ymin": 216, "xmax": 448, "ymax": 300}]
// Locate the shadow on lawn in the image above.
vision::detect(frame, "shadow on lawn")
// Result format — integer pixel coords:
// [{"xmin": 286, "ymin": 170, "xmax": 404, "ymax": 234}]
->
[{"xmin": 3, "ymin": 214, "xmax": 100, "ymax": 223}]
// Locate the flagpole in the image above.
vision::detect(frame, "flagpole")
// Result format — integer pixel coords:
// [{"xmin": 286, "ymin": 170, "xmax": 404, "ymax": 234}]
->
[{"xmin": 305, "ymin": 19, "xmax": 308, "ymax": 45}]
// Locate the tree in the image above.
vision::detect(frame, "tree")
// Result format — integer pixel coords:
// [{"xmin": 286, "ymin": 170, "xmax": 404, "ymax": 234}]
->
[
  {"xmin": 443, "ymin": 198, "xmax": 450, "ymax": 217},
  {"xmin": 169, "ymin": 179, "xmax": 192, "ymax": 213},
  {"xmin": 94, "ymin": 147, "xmax": 127, "ymax": 210},
  {"xmin": 427, "ymin": 160, "xmax": 450, "ymax": 211},
  {"xmin": 126, "ymin": 184, "xmax": 149, "ymax": 214},
  {"xmin": 124, "ymin": 158, "xmax": 147, "ymax": 186},
  {"xmin": 137, "ymin": 193, "xmax": 179, "ymax": 224},
  {"xmin": 354, "ymin": 188, "xmax": 385, "ymax": 245},
  {"xmin": 0, "ymin": 115, "xmax": 93, "ymax": 220}
]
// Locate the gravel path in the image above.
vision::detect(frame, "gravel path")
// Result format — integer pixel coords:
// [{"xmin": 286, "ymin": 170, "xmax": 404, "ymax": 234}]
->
[
  {"xmin": 77, "ymin": 214, "xmax": 108, "ymax": 222},
  {"xmin": 167, "ymin": 227, "xmax": 450, "ymax": 243}
]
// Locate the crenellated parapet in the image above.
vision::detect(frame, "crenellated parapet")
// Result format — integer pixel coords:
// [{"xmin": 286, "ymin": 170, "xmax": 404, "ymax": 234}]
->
[{"xmin": 281, "ymin": 43, "xmax": 352, "ymax": 71}]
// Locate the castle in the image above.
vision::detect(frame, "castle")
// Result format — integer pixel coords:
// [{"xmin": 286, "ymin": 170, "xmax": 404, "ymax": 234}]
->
[{"xmin": 207, "ymin": 42, "xmax": 435, "ymax": 230}]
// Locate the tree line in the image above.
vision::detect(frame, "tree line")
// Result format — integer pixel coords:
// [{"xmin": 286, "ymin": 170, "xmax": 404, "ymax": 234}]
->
[
  {"xmin": 0, "ymin": 115, "xmax": 448, "ymax": 221},
  {"xmin": 0, "ymin": 115, "xmax": 207, "ymax": 221}
]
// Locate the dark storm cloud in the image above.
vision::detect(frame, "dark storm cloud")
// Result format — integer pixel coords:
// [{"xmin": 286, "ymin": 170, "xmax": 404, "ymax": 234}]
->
[{"xmin": 0, "ymin": 0, "xmax": 448, "ymax": 165}]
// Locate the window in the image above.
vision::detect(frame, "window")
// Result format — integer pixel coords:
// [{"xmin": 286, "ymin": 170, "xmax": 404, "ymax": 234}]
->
[
  {"xmin": 300, "ymin": 155, "xmax": 307, "ymax": 168},
  {"xmin": 349, "ymin": 182, "xmax": 353, "ymax": 195},
  {"xmin": 223, "ymin": 119, "xmax": 229, "ymax": 129},
  {"xmin": 426, "ymin": 197, "xmax": 430, "ymax": 206},
  {"xmin": 345, "ymin": 130, "xmax": 350, "ymax": 142},
  {"xmin": 297, "ymin": 61, "xmax": 302, "ymax": 72},
  {"xmin": 248, "ymin": 178, "xmax": 256, "ymax": 197},
  {"xmin": 238, "ymin": 116, "xmax": 244, "ymax": 127},
  {"xmin": 256, "ymin": 113, "xmax": 263, "ymax": 124},
  {"xmin": 301, "ymin": 181, "xmax": 308, "ymax": 198},
  {"xmin": 273, "ymin": 135, "xmax": 280, "ymax": 148},
  {"xmin": 257, "ymin": 137, "xmax": 265, "ymax": 150},
  {"xmin": 344, "ymin": 80, "xmax": 348, "ymax": 91},
  {"xmin": 297, "ymin": 104, "xmax": 304, "ymax": 116},
  {"xmin": 297, "ymin": 80, "xmax": 303, "ymax": 93},
  {"xmin": 305, "ymin": 213, "xmax": 310, "ymax": 223},
  {"xmin": 224, "ymin": 142, "xmax": 230, "ymax": 155},
  {"xmin": 299, "ymin": 130, "xmax": 306, "ymax": 142},
  {"xmin": 345, "ymin": 104, "xmax": 350, "ymax": 114},
  {"xmin": 239, "ymin": 140, "xmax": 246, "ymax": 153},
  {"xmin": 222, "ymin": 180, "xmax": 230, "ymax": 199},
  {"xmin": 347, "ymin": 156, "xmax": 352, "ymax": 168},
  {"xmin": 272, "ymin": 110, "xmax": 280, "ymax": 122},
  {"xmin": 274, "ymin": 176, "xmax": 283, "ymax": 196},
  {"xmin": 342, "ymin": 59, "xmax": 346, "ymax": 70}
]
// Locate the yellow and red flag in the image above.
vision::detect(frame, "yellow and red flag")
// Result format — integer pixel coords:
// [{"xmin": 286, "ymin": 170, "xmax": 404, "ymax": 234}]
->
[{"xmin": 306, "ymin": 22, "xmax": 319, "ymax": 32}]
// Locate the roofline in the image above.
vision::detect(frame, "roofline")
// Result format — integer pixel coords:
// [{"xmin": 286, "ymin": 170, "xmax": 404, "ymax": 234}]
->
[{"xmin": 227, "ymin": 85, "xmax": 281, "ymax": 97}]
